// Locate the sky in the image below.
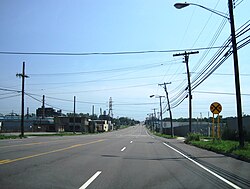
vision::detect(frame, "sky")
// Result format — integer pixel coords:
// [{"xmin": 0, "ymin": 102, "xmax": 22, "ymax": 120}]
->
[{"xmin": 0, "ymin": 0, "xmax": 249, "ymax": 121}]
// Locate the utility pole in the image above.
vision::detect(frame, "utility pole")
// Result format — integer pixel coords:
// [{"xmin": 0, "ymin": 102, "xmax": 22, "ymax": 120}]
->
[
  {"xmin": 26, "ymin": 107, "xmax": 29, "ymax": 119},
  {"xmin": 42, "ymin": 95, "xmax": 45, "ymax": 119},
  {"xmin": 73, "ymin": 96, "xmax": 76, "ymax": 134},
  {"xmin": 16, "ymin": 62, "xmax": 29, "ymax": 138},
  {"xmin": 228, "ymin": 0, "xmax": 244, "ymax": 147},
  {"xmin": 152, "ymin": 108, "xmax": 157, "ymax": 132},
  {"xmin": 173, "ymin": 51, "xmax": 199, "ymax": 133},
  {"xmin": 159, "ymin": 96, "xmax": 163, "ymax": 134},
  {"xmin": 92, "ymin": 105, "xmax": 95, "ymax": 116},
  {"xmin": 100, "ymin": 108, "xmax": 102, "ymax": 116},
  {"xmin": 159, "ymin": 82, "xmax": 173, "ymax": 137},
  {"xmin": 108, "ymin": 97, "xmax": 113, "ymax": 118}
]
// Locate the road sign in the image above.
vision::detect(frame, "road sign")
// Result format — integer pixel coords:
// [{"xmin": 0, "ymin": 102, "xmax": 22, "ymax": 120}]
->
[{"xmin": 210, "ymin": 102, "xmax": 222, "ymax": 114}]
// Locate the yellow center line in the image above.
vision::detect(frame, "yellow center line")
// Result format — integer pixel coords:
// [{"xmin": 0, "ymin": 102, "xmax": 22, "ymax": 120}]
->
[
  {"xmin": 0, "ymin": 139, "xmax": 105, "ymax": 165},
  {"xmin": 0, "ymin": 138, "xmax": 76, "ymax": 149}
]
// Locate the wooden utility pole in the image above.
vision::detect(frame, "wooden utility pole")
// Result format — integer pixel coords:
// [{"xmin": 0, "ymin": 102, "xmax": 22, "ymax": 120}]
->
[
  {"xmin": 159, "ymin": 82, "xmax": 173, "ymax": 137},
  {"xmin": 73, "ymin": 96, "xmax": 76, "ymax": 134},
  {"xmin": 173, "ymin": 51, "xmax": 199, "ymax": 133},
  {"xmin": 16, "ymin": 62, "xmax": 29, "ymax": 138},
  {"xmin": 228, "ymin": 0, "xmax": 244, "ymax": 147},
  {"xmin": 42, "ymin": 95, "xmax": 45, "ymax": 119}
]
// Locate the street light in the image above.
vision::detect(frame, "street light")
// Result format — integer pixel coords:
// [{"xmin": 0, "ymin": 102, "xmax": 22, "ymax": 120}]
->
[
  {"xmin": 174, "ymin": 3, "xmax": 229, "ymax": 19},
  {"xmin": 174, "ymin": 1, "xmax": 244, "ymax": 147},
  {"xmin": 150, "ymin": 95, "xmax": 165, "ymax": 133}
]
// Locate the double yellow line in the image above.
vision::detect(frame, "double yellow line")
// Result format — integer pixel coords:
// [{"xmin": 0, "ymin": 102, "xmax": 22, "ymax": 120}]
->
[
  {"xmin": 0, "ymin": 138, "xmax": 75, "ymax": 149},
  {"xmin": 0, "ymin": 139, "xmax": 105, "ymax": 165}
]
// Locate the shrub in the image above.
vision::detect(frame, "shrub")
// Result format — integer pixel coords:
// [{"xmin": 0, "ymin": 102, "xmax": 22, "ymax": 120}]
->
[
  {"xmin": 222, "ymin": 127, "xmax": 250, "ymax": 142},
  {"xmin": 185, "ymin": 132, "xmax": 201, "ymax": 143},
  {"xmin": 222, "ymin": 127, "xmax": 238, "ymax": 141}
]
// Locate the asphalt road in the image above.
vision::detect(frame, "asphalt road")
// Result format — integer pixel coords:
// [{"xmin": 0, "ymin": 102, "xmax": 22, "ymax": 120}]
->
[{"xmin": 0, "ymin": 124, "xmax": 250, "ymax": 189}]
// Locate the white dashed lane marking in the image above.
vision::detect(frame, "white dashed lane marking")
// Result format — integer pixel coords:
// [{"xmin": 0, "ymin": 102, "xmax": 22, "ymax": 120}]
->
[{"xmin": 79, "ymin": 171, "xmax": 102, "ymax": 189}]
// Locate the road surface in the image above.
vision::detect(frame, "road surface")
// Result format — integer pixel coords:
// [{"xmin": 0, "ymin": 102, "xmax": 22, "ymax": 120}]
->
[{"xmin": 0, "ymin": 124, "xmax": 249, "ymax": 189}]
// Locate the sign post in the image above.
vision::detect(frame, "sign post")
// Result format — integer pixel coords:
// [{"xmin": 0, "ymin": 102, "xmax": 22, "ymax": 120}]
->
[{"xmin": 210, "ymin": 102, "xmax": 222, "ymax": 140}]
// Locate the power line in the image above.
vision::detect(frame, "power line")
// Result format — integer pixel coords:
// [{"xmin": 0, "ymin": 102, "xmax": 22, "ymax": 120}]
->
[
  {"xmin": 0, "ymin": 87, "xmax": 21, "ymax": 93},
  {"xmin": 168, "ymin": 19, "xmax": 250, "ymax": 107},
  {"xmin": 28, "ymin": 61, "xmax": 175, "ymax": 76},
  {"xmin": 194, "ymin": 91, "xmax": 250, "ymax": 96},
  {"xmin": 166, "ymin": 20, "xmax": 250, "ymax": 110},
  {"xmin": 115, "ymin": 102, "xmax": 158, "ymax": 106},
  {"xmin": 25, "ymin": 93, "xmax": 73, "ymax": 113},
  {"xmin": 41, "ymin": 83, "xmax": 159, "ymax": 95},
  {"xmin": 192, "ymin": 72, "xmax": 250, "ymax": 76},
  {"xmin": 0, "ymin": 87, "xmax": 159, "ymax": 107},
  {"xmin": 25, "ymin": 74, "xmax": 185, "ymax": 86},
  {"xmin": 0, "ymin": 94, "xmax": 20, "ymax": 100},
  {"xmin": 46, "ymin": 96, "xmax": 107, "ymax": 105},
  {"xmin": 0, "ymin": 46, "xmax": 228, "ymax": 56}
]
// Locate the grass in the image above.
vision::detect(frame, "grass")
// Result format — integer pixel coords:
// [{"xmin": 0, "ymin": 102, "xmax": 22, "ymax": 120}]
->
[
  {"xmin": 0, "ymin": 134, "xmax": 27, "ymax": 140},
  {"xmin": 118, "ymin": 125, "xmax": 130, "ymax": 130},
  {"xmin": 190, "ymin": 140, "xmax": 250, "ymax": 161},
  {"xmin": 0, "ymin": 132, "xmax": 88, "ymax": 139},
  {"xmin": 153, "ymin": 132, "xmax": 177, "ymax": 139}
]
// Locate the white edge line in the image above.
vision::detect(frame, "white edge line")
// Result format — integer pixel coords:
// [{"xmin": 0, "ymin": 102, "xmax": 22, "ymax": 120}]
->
[
  {"xmin": 121, "ymin": 147, "xmax": 126, "ymax": 152},
  {"xmin": 163, "ymin": 143, "xmax": 241, "ymax": 189},
  {"xmin": 79, "ymin": 171, "xmax": 102, "ymax": 189}
]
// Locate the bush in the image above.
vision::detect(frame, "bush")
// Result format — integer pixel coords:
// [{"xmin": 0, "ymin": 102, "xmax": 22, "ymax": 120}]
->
[
  {"xmin": 222, "ymin": 127, "xmax": 250, "ymax": 142},
  {"xmin": 222, "ymin": 127, "xmax": 238, "ymax": 141},
  {"xmin": 185, "ymin": 132, "xmax": 201, "ymax": 143}
]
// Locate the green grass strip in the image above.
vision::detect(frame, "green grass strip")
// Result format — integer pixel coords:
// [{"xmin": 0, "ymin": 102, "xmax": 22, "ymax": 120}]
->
[
  {"xmin": 153, "ymin": 132, "xmax": 177, "ymax": 139},
  {"xmin": 190, "ymin": 140, "xmax": 250, "ymax": 161}
]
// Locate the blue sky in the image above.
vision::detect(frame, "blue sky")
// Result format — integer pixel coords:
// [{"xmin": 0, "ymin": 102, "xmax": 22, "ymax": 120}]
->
[{"xmin": 0, "ymin": 0, "xmax": 250, "ymax": 121}]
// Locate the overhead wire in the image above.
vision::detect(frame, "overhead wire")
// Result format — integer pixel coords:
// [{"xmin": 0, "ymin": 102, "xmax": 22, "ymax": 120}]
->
[
  {"xmin": 26, "ymin": 73, "xmax": 184, "ymax": 87},
  {"xmin": 166, "ymin": 2, "xmax": 228, "ymax": 110},
  {"xmin": 190, "ymin": 19, "xmax": 249, "ymax": 89},
  {"xmin": 191, "ymin": 0, "xmax": 221, "ymax": 48},
  {"xmin": 0, "ymin": 46, "xmax": 230, "ymax": 56},
  {"xmin": 194, "ymin": 90, "xmax": 250, "ymax": 96},
  {"xmin": 191, "ymin": 22, "xmax": 250, "ymax": 90},
  {"xmin": 43, "ymin": 83, "xmax": 159, "ymax": 94},
  {"xmin": 25, "ymin": 93, "xmax": 73, "ymax": 113},
  {"xmin": 167, "ymin": 12, "xmax": 228, "ymax": 105},
  {"xmin": 0, "ymin": 94, "xmax": 20, "ymax": 100},
  {"xmin": 28, "ymin": 60, "xmax": 177, "ymax": 77},
  {"xmin": 167, "ymin": 20, "xmax": 250, "ymax": 110}
]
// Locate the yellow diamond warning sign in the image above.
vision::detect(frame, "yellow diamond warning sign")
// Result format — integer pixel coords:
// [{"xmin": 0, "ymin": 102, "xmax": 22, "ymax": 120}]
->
[{"xmin": 210, "ymin": 102, "xmax": 222, "ymax": 114}]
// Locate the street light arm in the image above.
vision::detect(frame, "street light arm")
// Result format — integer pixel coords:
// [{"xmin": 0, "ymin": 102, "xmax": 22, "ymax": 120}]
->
[
  {"xmin": 174, "ymin": 2, "xmax": 229, "ymax": 20},
  {"xmin": 150, "ymin": 94, "xmax": 165, "ymax": 98}
]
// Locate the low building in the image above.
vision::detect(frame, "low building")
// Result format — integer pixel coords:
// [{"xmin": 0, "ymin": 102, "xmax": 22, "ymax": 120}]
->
[
  {"xmin": 36, "ymin": 107, "xmax": 62, "ymax": 118},
  {"xmin": 32, "ymin": 118, "xmax": 55, "ymax": 132},
  {"xmin": 54, "ymin": 116, "xmax": 89, "ymax": 132},
  {"xmin": 93, "ymin": 120, "xmax": 113, "ymax": 132},
  {"xmin": 0, "ymin": 114, "xmax": 35, "ymax": 132}
]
